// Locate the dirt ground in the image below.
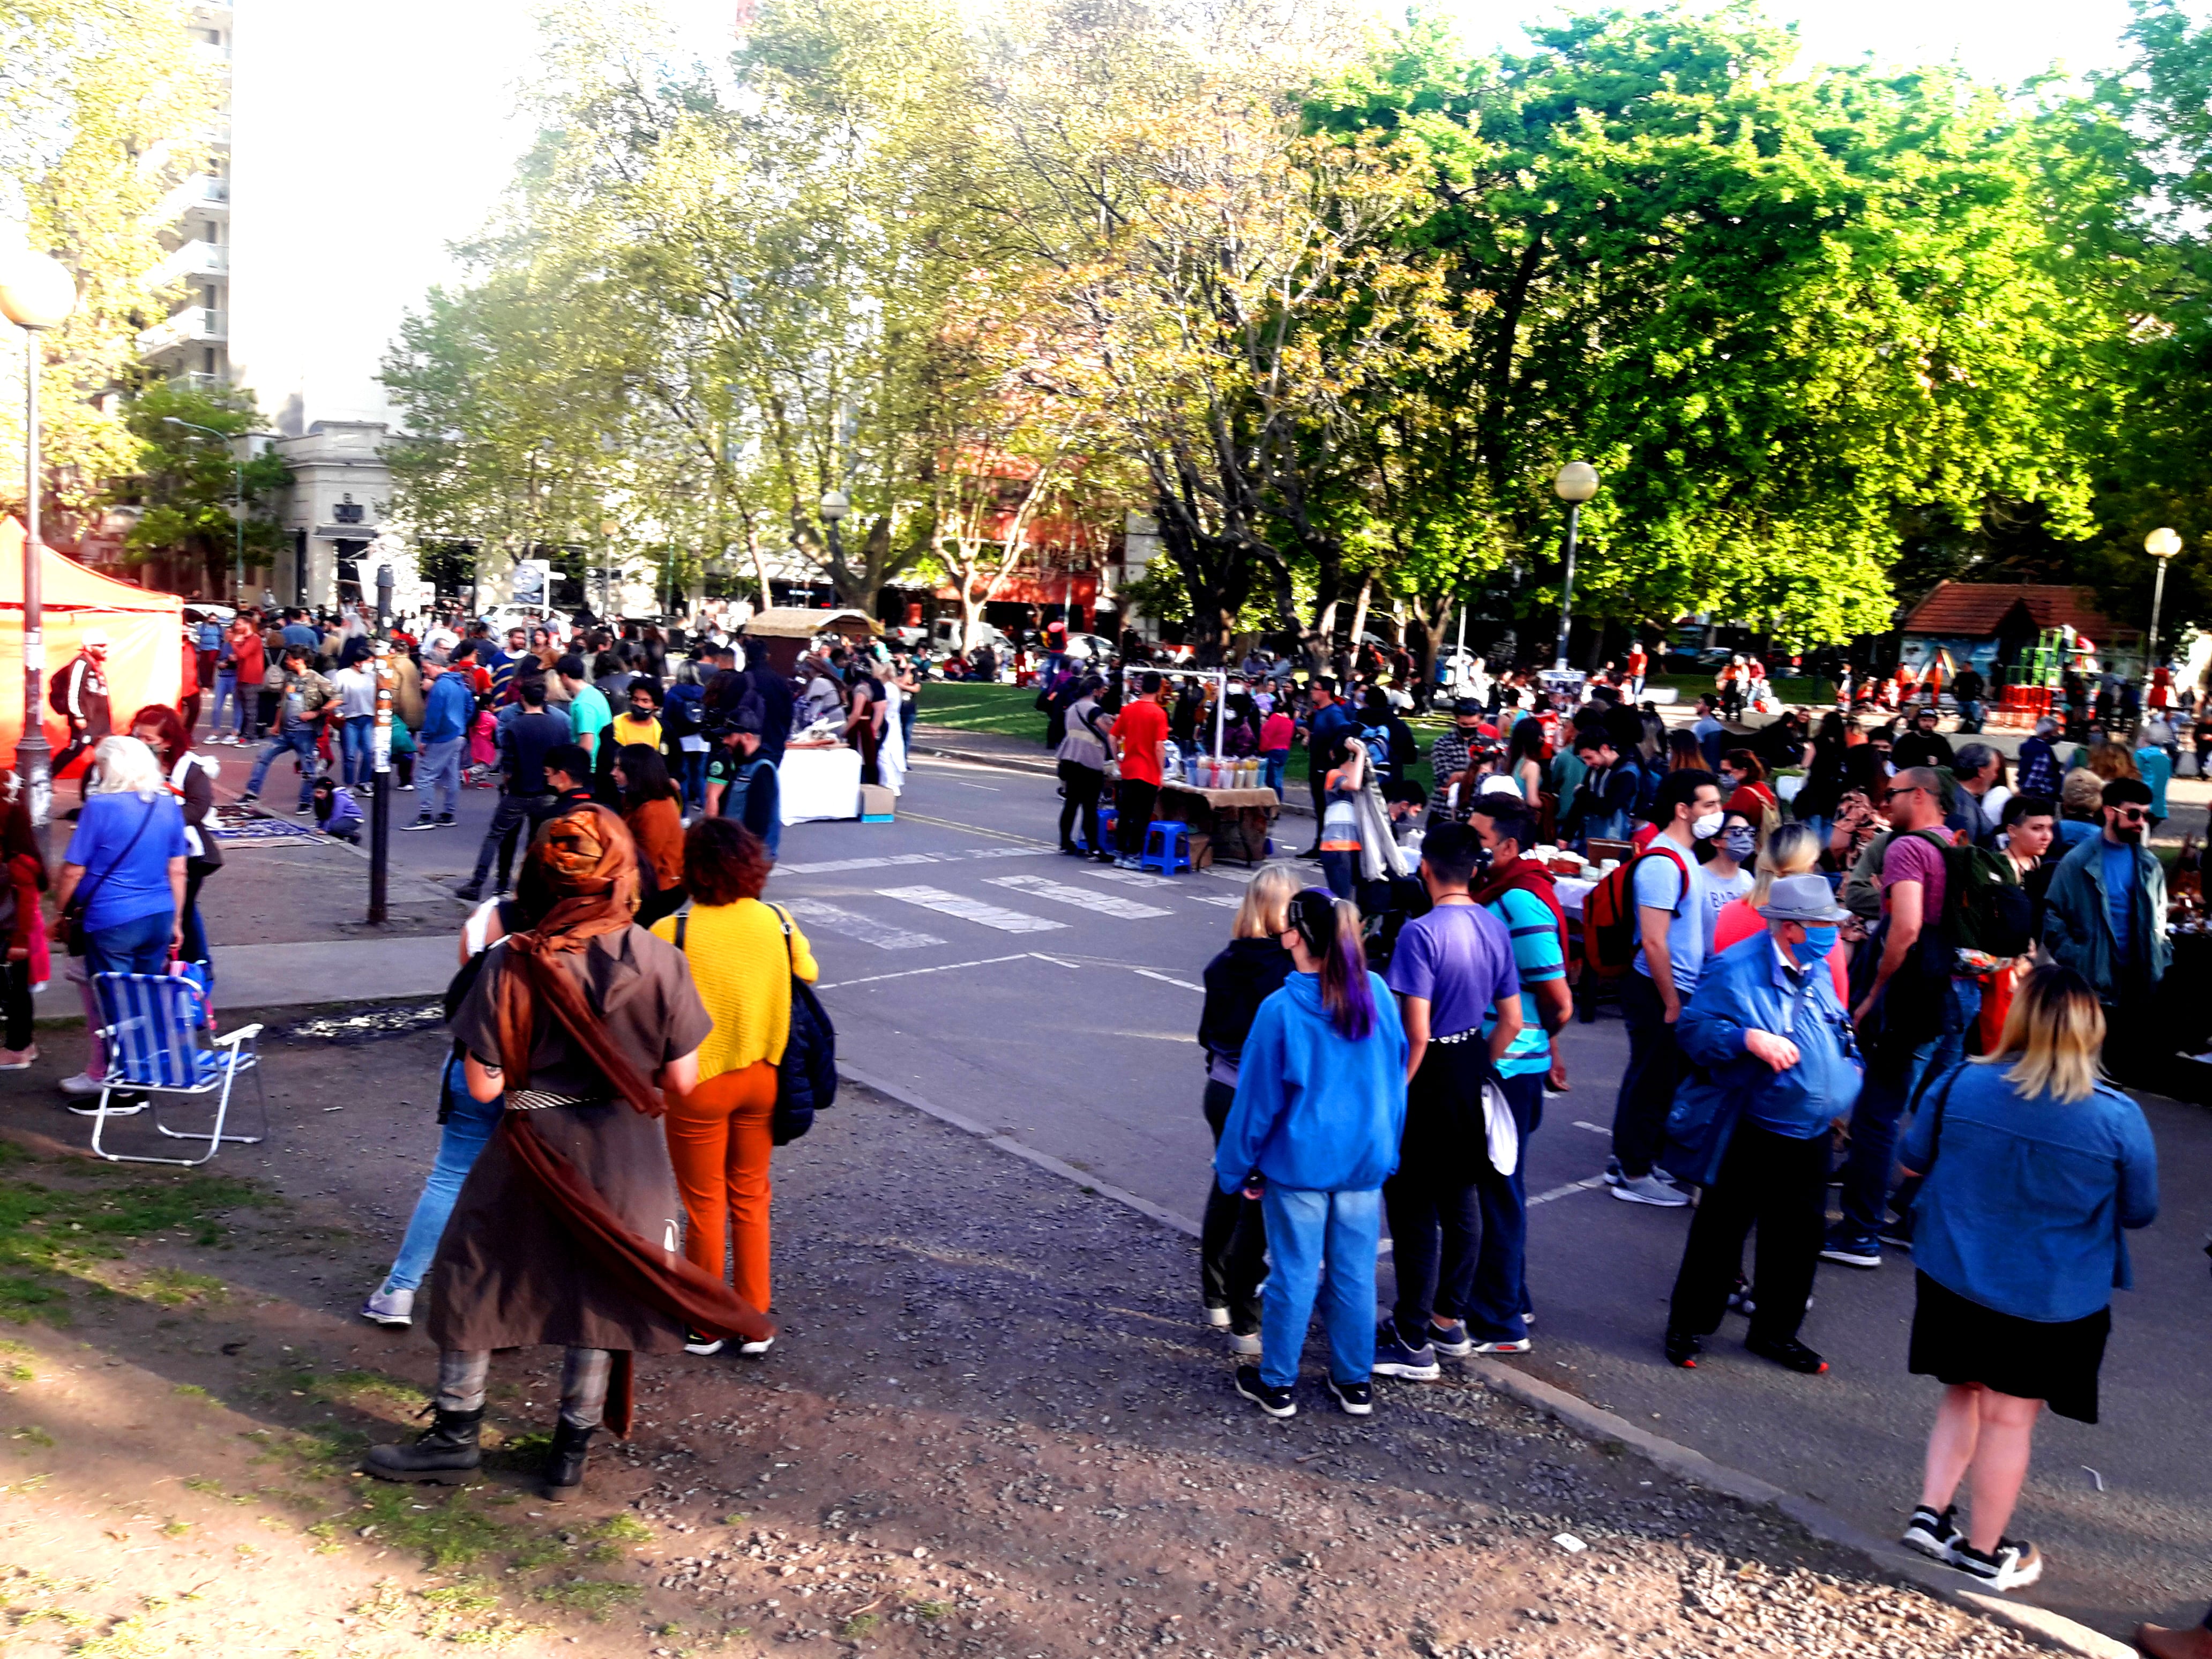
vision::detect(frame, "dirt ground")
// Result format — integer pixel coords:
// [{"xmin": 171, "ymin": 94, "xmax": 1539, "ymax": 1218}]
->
[{"xmin": 0, "ymin": 1016, "xmax": 2051, "ymax": 1658}]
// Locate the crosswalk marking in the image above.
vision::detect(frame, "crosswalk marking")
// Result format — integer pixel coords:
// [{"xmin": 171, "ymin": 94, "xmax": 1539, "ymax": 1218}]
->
[
  {"xmin": 781, "ymin": 899, "xmax": 946, "ymax": 951},
  {"xmin": 779, "ymin": 853, "xmax": 943, "ymax": 875},
  {"xmin": 985, "ymin": 873, "xmax": 1174, "ymax": 920},
  {"xmin": 878, "ymin": 885, "xmax": 1066, "ymax": 935},
  {"xmin": 1189, "ymin": 893, "xmax": 1245, "ymax": 907},
  {"xmin": 1085, "ymin": 866, "xmax": 1176, "ymax": 888}
]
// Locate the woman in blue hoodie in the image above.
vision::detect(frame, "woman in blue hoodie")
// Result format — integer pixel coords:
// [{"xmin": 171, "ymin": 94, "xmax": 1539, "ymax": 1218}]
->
[{"xmin": 1216, "ymin": 888, "xmax": 1409, "ymax": 1419}]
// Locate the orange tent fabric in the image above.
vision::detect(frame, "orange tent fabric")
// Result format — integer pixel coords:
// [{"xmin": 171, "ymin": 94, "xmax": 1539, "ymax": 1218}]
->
[{"xmin": 1, "ymin": 517, "xmax": 183, "ymax": 776}]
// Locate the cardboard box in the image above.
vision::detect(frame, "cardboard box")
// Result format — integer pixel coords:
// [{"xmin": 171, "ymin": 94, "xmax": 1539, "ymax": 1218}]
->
[{"xmin": 860, "ymin": 783, "xmax": 896, "ymax": 822}]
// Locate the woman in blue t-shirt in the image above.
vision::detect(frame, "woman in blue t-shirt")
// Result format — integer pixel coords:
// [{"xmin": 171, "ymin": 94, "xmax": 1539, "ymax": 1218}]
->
[{"xmin": 50, "ymin": 736, "xmax": 189, "ymax": 1100}]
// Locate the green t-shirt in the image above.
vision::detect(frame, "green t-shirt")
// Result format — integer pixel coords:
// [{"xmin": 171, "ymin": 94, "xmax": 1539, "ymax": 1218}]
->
[{"xmin": 567, "ymin": 684, "xmax": 612, "ymax": 743}]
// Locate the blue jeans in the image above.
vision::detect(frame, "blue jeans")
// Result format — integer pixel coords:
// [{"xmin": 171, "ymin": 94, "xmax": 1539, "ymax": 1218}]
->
[
  {"xmin": 415, "ymin": 735, "xmax": 464, "ymax": 818},
  {"xmin": 246, "ymin": 726, "xmax": 320, "ymax": 809},
  {"xmin": 210, "ymin": 671, "xmax": 241, "ymax": 735},
  {"xmin": 1835, "ymin": 976, "xmax": 1980, "ymax": 1242},
  {"xmin": 87, "ymin": 909, "xmax": 174, "ymax": 978},
  {"xmin": 1319, "ymin": 849, "xmax": 1357, "ymax": 900},
  {"xmin": 382, "ymin": 1058, "xmax": 502, "ymax": 1292},
  {"xmin": 1261, "ymin": 752, "xmax": 1287, "ymax": 801},
  {"xmin": 340, "ymin": 719, "xmax": 373, "ymax": 787},
  {"xmin": 1258, "ymin": 1183, "xmax": 1381, "ymax": 1389},
  {"xmin": 678, "ymin": 749, "xmax": 708, "ymax": 811}
]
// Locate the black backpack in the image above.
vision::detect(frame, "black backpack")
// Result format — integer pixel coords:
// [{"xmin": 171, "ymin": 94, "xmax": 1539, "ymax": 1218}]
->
[
  {"xmin": 677, "ymin": 906, "xmax": 836, "ymax": 1145},
  {"xmin": 1905, "ymin": 829, "xmax": 2035, "ymax": 961}
]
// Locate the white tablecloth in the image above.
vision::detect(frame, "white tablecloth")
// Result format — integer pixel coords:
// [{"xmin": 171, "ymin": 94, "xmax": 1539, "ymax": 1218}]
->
[
  {"xmin": 1554, "ymin": 875, "xmax": 1598, "ymax": 918},
  {"xmin": 780, "ymin": 745, "xmax": 862, "ymax": 824}
]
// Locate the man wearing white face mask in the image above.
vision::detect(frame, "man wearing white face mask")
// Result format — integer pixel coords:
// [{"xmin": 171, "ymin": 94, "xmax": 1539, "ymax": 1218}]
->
[
  {"xmin": 1662, "ymin": 875, "xmax": 1863, "ymax": 1374},
  {"xmin": 1606, "ymin": 769, "xmax": 1725, "ymax": 1206}
]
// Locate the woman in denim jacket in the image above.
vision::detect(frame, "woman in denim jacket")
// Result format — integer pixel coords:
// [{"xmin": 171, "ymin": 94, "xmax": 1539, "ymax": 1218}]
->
[{"xmin": 1895, "ymin": 965, "xmax": 2157, "ymax": 1593}]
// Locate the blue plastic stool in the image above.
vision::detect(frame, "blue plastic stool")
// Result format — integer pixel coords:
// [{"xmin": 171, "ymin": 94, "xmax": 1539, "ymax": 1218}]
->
[
  {"xmin": 1139, "ymin": 820, "xmax": 1192, "ymax": 875},
  {"xmin": 1083, "ymin": 804, "xmax": 1116, "ymax": 853}
]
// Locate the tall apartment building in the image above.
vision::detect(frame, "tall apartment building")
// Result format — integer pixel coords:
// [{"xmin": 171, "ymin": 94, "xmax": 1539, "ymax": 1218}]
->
[{"xmin": 135, "ymin": 1, "xmax": 405, "ymax": 608}]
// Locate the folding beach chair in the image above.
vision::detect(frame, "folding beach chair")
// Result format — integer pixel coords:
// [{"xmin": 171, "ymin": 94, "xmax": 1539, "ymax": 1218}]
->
[{"xmin": 87, "ymin": 971, "xmax": 268, "ymax": 1167}]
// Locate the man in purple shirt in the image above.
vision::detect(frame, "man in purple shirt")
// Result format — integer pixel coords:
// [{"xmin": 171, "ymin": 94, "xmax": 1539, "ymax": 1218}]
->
[{"xmin": 1373, "ymin": 824, "xmax": 1527, "ymax": 1381}]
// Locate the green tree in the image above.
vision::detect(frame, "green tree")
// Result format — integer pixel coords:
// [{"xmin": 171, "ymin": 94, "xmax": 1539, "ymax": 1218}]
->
[
  {"xmin": 1, "ymin": 0, "xmax": 220, "ymax": 528},
  {"xmin": 1314, "ymin": 7, "xmax": 2144, "ymax": 656},
  {"xmin": 118, "ymin": 382, "xmax": 290, "ymax": 589}
]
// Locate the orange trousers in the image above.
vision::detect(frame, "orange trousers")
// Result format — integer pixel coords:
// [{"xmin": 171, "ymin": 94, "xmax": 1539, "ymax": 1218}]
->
[{"xmin": 664, "ymin": 1060, "xmax": 779, "ymax": 1313}]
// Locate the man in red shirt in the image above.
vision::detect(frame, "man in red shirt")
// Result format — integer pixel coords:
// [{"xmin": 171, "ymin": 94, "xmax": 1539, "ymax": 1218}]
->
[
  {"xmin": 1109, "ymin": 671, "xmax": 1170, "ymax": 868},
  {"xmin": 1625, "ymin": 642, "xmax": 1648, "ymax": 699}
]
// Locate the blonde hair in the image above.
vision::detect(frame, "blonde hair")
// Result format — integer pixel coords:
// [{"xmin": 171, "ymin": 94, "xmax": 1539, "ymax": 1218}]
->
[
  {"xmin": 2085, "ymin": 743, "xmax": 2139, "ymax": 784},
  {"xmin": 2059, "ymin": 768, "xmax": 2106, "ymax": 818},
  {"xmin": 91, "ymin": 735, "xmax": 165, "ymax": 799},
  {"xmin": 1750, "ymin": 821, "xmax": 1820, "ymax": 908},
  {"xmin": 1232, "ymin": 862, "xmax": 1298, "ymax": 941},
  {"xmin": 1978, "ymin": 963, "xmax": 2105, "ymax": 1104}
]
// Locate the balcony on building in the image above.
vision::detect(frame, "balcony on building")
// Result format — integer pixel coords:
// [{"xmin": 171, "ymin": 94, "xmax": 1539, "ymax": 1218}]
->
[
  {"xmin": 156, "ymin": 174, "xmax": 229, "ymax": 223},
  {"xmin": 147, "ymin": 239, "xmax": 228, "ymax": 289},
  {"xmin": 137, "ymin": 307, "xmax": 229, "ymax": 357}
]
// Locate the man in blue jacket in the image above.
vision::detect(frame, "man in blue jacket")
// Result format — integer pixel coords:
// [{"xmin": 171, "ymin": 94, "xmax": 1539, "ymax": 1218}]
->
[
  {"xmin": 2042, "ymin": 776, "xmax": 2168, "ymax": 1083},
  {"xmin": 406, "ymin": 645, "xmax": 476, "ymax": 831},
  {"xmin": 1663, "ymin": 875, "xmax": 1864, "ymax": 1376}
]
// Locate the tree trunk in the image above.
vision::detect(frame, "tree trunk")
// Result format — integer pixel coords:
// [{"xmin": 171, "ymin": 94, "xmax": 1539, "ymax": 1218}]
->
[{"xmin": 1347, "ymin": 575, "xmax": 1374, "ymax": 659}]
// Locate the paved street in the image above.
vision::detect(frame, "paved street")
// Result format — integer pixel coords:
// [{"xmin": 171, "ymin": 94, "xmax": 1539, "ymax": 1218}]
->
[{"xmin": 751, "ymin": 750, "xmax": 2212, "ymax": 1642}]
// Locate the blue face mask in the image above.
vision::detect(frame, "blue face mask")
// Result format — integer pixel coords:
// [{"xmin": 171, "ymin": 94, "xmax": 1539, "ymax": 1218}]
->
[{"xmin": 1796, "ymin": 924, "xmax": 1839, "ymax": 964}]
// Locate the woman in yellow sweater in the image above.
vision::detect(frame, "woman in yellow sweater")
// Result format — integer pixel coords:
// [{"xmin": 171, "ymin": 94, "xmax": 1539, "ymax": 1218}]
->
[{"xmin": 649, "ymin": 818, "xmax": 817, "ymax": 1356}]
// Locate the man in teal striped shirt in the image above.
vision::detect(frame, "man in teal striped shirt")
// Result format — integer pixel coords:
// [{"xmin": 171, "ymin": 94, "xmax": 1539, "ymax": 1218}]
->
[{"xmin": 1468, "ymin": 798, "xmax": 1575, "ymax": 1338}]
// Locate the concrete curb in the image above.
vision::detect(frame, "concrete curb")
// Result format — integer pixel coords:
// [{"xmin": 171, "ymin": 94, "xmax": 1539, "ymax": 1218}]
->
[{"xmin": 834, "ymin": 1057, "xmax": 2137, "ymax": 1659}]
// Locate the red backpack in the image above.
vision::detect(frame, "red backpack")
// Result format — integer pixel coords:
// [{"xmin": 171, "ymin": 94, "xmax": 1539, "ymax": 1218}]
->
[{"xmin": 1583, "ymin": 842, "xmax": 1693, "ymax": 978}]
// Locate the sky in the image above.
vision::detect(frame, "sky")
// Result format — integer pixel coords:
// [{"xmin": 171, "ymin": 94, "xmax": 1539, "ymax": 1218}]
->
[{"xmin": 229, "ymin": 0, "xmax": 2151, "ymax": 429}]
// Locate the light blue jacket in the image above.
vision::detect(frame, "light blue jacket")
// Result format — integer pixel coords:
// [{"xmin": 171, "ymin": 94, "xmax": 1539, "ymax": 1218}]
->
[
  {"xmin": 1901, "ymin": 1063, "xmax": 2157, "ymax": 1322},
  {"xmin": 1668, "ymin": 932, "xmax": 1862, "ymax": 1184},
  {"xmin": 1216, "ymin": 971, "xmax": 1407, "ymax": 1194}
]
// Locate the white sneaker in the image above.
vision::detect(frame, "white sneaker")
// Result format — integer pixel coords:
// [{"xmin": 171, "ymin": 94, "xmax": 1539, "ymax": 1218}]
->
[
  {"xmin": 1610, "ymin": 1172, "xmax": 1690, "ymax": 1207},
  {"xmin": 57, "ymin": 1071, "xmax": 105, "ymax": 1098},
  {"xmin": 360, "ymin": 1286, "xmax": 414, "ymax": 1327},
  {"xmin": 1228, "ymin": 1330, "xmax": 1262, "ymax": 1358},
  {"xmin": 738, "ymin": 1336, "xmax": 774, "ymax": 1358},
  {"xmin": 1204, "ymin": 1304, "xmax": 1231, "ymax": 1329},
  {"xmin": 683, "ymin": 1331, "xmax": 725, "ymax": 1356},
  {"xmin": 69, "ymin": 1096, "xmax": 145, "ymax": 1117},
  {"xmin": 0, "ymin": 1045, "xmax": 35, "ymax": 1071}
]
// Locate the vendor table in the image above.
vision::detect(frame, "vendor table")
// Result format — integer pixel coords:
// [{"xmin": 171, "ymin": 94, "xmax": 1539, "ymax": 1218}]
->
[
  {"xmin": 1156, "ymin": 783, "xmax": 1282, "ymax": 868},
  {"xmin": 780, "ymin": 744, "xmax": 863, "ymax": 824}
]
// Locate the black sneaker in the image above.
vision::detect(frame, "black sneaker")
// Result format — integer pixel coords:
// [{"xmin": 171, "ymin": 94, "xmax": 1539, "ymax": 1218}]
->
[
  {"xmin": 238, "ymin": 790, "xmax": 259, "ymax": 804},
  {"xmin": 1234, "ymin": 1365, "xmax": 1295, "ymax": 1418},
  {"xmin": 401, "ymin": 817, "xmax": 438, "ymax": 832},
  {"xmin": 1663, "ymin": 1328, "xmax": 1702, "ymax": 1369},
  {"xmin": 1745, "ymin": 1333, "xmax": 1827, "ymax": 1374},
  {"xmin": 1877, "ymin": 1216, "xmax": 1916, "ymax": 1252},
  {"xmin": 454, "ymin": 884, "xmax": 483, "ymax": 903},
  {"xmin": 1948, "ymin": 1537, "xmax": 2043, "ymax": 1590},
  {"xmin": 682, "ymin": 1328, "xmax": 724, "ymax": 1356},
  {"xmin": 1901, "ymin": 1504, "xmax": 1964, "ymax": 1563},
  {"xmin": 1325, "ymin": 1377, "xmax": 1373, "ymax": 1416},
  {"xmin": 435, "ymin": 812, "xmax": 455, "ymax": 826},
  {"xmin": 1371, "ymin": 1320, "xmax": 1440, "ymax": 1381}
]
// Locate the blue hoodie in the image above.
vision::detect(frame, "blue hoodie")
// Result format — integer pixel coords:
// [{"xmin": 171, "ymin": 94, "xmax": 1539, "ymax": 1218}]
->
[{"xmin": 1215, "ymin": 970, "xmax": 1408, "ymax": 1194}]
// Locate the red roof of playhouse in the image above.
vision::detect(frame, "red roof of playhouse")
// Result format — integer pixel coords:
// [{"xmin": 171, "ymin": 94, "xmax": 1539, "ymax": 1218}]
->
[{"xmin": 1900, "ymin": 581, "xmax": 2129, "ymax": 640}]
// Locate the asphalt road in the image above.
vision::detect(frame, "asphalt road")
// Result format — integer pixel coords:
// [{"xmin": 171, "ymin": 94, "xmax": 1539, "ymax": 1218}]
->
[{"xmin": 191, "ymin": 724, "xmax": 2212, "ymax": 1636}]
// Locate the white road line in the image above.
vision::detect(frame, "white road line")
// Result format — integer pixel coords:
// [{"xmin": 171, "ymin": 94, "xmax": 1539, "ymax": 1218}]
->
[
  {"xmin": 1085, "ymin": 866, "xmax": 1176, "ymax": 888},
  {"xmin": 1527, "ymin": 1175, "xmax": 1610, "ymax": 1207},
  {"xmin": 780, "ymin": 853, "xmax": 944, "ymax": 875},
  {"xmin": 958, "ymin": 845, "xmax": 1057, "ymax": 859},
  {"xmin": 879, "ymin": 884, "xmax": 1067, "ymax": 934},
  {"xmin": 1571, "ymin": 1120, "xmax": 1611, "ymax": 1136},
  {"xmin": 1189, "ymin": 893, "xmax": 1245, "ymax": 907},
  {"xmin": 1133, "ymin": 967, "xmax": 1204, "ymax": 992},
  {"xmin": 817, "ymin": 953, "xmax": 1033, "ymax": 990},
  {"xmin": 986, "ymin": 873, "xmax": 1174, "ymax": 920},
  {"xmin": 781, "ymin": 898, "xmax": 946, "ymax": 951}
]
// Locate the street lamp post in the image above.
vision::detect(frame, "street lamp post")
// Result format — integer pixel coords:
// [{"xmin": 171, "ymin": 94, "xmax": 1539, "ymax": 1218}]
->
[
  {"xmin": 819, "ymin": 489, "xmax": 849, "ymax": 610},
  {"xmin": 2144, "ymin": 526, "xmax": 2183, "ymax": 707},
  {"xmin": 1, "ymin": 252, "xmax": 80, "ymax": 853},
  {"xmin": 1551, "ymin": 461, "xmax": 1601, "ymax": 672},
  {"xmin": 161, "ymin": 415, "xmax": 253, "ymax": 598}
]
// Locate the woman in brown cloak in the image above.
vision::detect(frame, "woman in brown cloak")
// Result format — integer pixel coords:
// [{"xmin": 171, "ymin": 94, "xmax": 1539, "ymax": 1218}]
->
[{"xmin": 363, "ymin": 805, "xmax": 773, "ymax": 1499}]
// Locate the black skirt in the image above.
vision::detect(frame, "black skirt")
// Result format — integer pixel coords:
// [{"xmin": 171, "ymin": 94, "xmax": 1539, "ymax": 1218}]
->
[{"xmin": 1908, "ymin": 1271, "xmax": 2111, "ymax": 1424}]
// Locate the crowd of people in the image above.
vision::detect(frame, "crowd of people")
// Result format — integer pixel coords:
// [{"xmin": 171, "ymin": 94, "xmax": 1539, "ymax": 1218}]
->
[
  {"xmin": 1172, "ymin": 664, "xmax": 2183, "ymax": 1619},
  {"xmin": 11, "ymin": 602, "xmax": 2205, "ymax": 1641}
]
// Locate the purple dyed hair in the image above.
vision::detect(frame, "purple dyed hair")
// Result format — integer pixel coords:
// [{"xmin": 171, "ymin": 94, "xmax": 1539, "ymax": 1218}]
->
[{"xmin": 1290, "ymin": 887, "xmax": 1373, "ymax": 1040}]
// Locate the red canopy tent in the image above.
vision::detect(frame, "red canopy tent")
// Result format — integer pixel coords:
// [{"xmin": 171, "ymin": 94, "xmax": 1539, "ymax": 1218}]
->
[{"xmin": 1, "ymin": 517, "xmax": 182, "ymax": 776}]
